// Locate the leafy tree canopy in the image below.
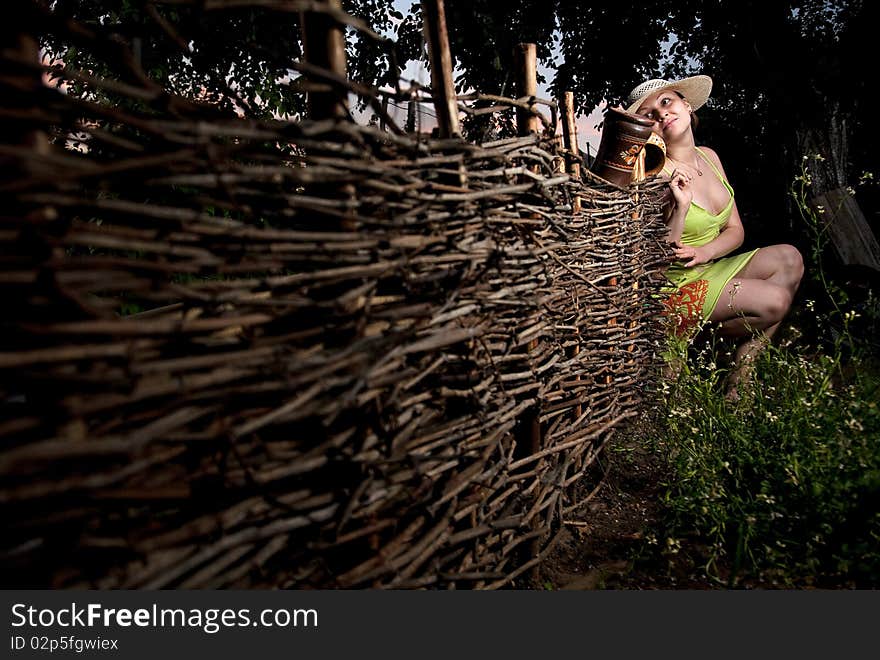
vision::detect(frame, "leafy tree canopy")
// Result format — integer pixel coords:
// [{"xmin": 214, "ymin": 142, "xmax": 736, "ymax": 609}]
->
[
  {"xmin": 40, "ymin": 0, "xmax": 874, "ymax": 246},
  {"xmin": 42, "ymin": 0, "xmax": 422, "ymax": 119}
]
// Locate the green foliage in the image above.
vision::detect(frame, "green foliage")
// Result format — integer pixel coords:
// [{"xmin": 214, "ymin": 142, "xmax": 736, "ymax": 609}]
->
[
  {"xmin": 442, "ymin": 0, "xmax": 559, "ymax": 97},
  {"xmin": 344, "ymin": 0, "xmax": 422, "ymax": 99},
  {"xmin": 658, "ymin": 337, "xmax": 880, "ymax": 587},
  {"xmin": 43, "ymin": 0, "xmax": 422, "ymax": 119},
  {"xmin": 45, "ymin": 0, "xmax": 305, "ymax": 118}
]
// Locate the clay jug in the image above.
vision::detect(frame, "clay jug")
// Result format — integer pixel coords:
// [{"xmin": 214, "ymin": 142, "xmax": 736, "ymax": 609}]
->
[{"xmin": 590, "ymin": 107, "xmax": 666, "ymax": 187}]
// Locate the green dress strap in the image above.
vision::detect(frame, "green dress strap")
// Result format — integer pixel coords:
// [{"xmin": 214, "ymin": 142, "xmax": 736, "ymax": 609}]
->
[
  {"xmin": 694, "ymin": 147, "xmax": 726, "ymax": 182},
  {"xmin": 662, "ymin": 147, "xmax": 725, "ymax": 181}
]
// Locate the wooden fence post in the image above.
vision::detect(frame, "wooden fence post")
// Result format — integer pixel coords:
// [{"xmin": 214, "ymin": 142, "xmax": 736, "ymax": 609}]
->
[
  {"xmin": 561, "ymin": 91, "xmax": 581, "ymax": 214},
  {"xmin": 299, "ymin": 0, "xmax": 349, "ymax": 120},
  {"xmin": 513, "ymin": 42, "xmax": 542, "ymax": 462},
  {"xmin": 299, "ymin": 0, "xmax": 356, "ymax": 229},
  {"xmin": 812, "ymin": 188, "xmax": 880, "ymax": 271},
  {"xmin": 514, "ymin": 43, "xmax": 546, "ymax": 584},
  {"xmin": 1, "ymin": 13, "xmax": 49, "ymax": 173},
  {"xmin": 405, "ymin": 99, "xmax": 417, "ymax": 132},
  {"xmin": 1, "ymin": 9, "xmax": 51, "ymax": 225},
  {"xmin": 421, "ymin": 0, "xmax": 460, "ymax": 138},
  {"xmin": 379, "ymin": 97, "xmax": 389, "ymax": 131},
  {"xmin": 514, "ymin": 43, "xmax": 538, "ymax": 136},
  {"xmin": 560, "ymin": 91, "xmax": 583, "ymax": 418}
]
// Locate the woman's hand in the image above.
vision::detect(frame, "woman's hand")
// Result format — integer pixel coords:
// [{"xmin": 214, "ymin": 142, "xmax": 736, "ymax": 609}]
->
[
  {"xmin": 673, "ymin": 241, "xmax": 712, "ymax": 267},
  {"xmin": 668, "ymin": 168, "xmax": 693, "ymax": 209}
]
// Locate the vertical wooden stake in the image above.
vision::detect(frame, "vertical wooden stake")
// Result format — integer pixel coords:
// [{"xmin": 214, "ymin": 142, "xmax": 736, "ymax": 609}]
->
[
  {"xmin": 627, "ymin": 150, "xmax": 648, "ymax": 367},
  {"xmin": 379, "ymin": 97, "xmax": 389, "ymax": 131},
  {"xmin": 513, "ymin": 45, "xmax": 544, "ymax": 581},
  {"xmin": 562, "ymin": 92, "xmax": 581, "ymax": 213},
  {"xmin": 300, "ymin": 0, "xmax": 349, "ymax": 121},
  {"xmin": 515, "ymin": 42, "xmax": 542, "ymax": 458},
  {"xmin": 421, "ymin": 0, "xmax": 460, "ymax": 138},
  {"xmin": 514, "ymin": 43, "xmax": 538, "ymax": 135},
  {"xmin": 561, "ymin": 91, "xmax": 582, "ymax": 214},
  {"xmin": 559, "ymin": 91, "xmax": 583, "ymax": 418},
  {"xmin": 561, "ymin": 92, "xmax": 580, "ymax": 175},
  {"xmin": 405, "ymin": 99, "xmax": 417, "ymax": 132},
  {"xmin": 1, "ymin": 16, "xmax": 49, "ymax": 161},
  {"xmin": 553, "ymin": 135, "xmax": 565, "ymax": 174},
  {"xmin": 1, "ymin": 17, "xmax": 50, "ymax": 191},
  {"xmin": 299, "ymin": 0, "xmax": 356, "ymax": 229}
]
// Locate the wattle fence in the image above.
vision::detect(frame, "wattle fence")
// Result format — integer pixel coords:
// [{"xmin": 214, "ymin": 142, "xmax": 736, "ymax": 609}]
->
[{"xmin": 0, "ymin": 1, "xmax": 671, "ymax": 588}]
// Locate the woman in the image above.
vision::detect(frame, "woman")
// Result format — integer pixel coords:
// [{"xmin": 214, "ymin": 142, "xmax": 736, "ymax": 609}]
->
[{"xmin": 625, "ymin": 75, "xmax": 804, "ymax": 396}]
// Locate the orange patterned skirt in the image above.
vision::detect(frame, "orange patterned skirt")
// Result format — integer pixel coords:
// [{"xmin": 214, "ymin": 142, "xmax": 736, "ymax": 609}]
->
[{"xmin": 662, "ymin": 249, "xmax": 758, "ymax": 337}]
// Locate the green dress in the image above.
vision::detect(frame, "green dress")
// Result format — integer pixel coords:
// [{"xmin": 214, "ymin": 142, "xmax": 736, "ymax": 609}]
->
[{"xmin": 662, "ymin": 147, "xmax": 758, "ymax": 336}]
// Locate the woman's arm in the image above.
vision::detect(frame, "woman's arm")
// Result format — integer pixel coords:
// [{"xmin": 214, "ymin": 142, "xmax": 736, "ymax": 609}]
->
[
  {"xmin": 675, "ymin": 205, "xmax": 744, "ymax": 266},
  {"xmin": 665, "ymin": 169, "xmax": 692, "ymax": 244}
]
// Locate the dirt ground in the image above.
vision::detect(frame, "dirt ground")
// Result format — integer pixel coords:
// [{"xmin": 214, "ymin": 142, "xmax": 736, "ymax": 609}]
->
[{"xmin": 538, "ymin": 424, "xmax": 717, "ymax": 590}]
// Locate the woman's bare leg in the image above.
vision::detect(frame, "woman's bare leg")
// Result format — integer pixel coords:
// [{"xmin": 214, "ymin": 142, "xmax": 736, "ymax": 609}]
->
[
  {"xmin": 724, "ymin": 325, "xmax": 777, "ymax": 400},
  {"xmin": 709, "ymin": 278, "xmax": 793, "ymax": 334},
  {"xmin": 665, "ymin": 245, "xmax": 803, "ymax": 398},
  {"xmin": 734, "ymin": 244, "xmax": 804, "ymax": 294},
  {"xmin": 708, "ymin": 276, "xmax": 794, "ymax": 399},
  {"xmin": 710, "ymin": 246, "xmax": 803, "ymax": 399}
]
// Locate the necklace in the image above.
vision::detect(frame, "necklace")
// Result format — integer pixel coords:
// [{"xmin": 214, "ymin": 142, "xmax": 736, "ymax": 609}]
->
[{"xmin": 670, "ymin": 155, "xmax": 703, "ymax": 176}]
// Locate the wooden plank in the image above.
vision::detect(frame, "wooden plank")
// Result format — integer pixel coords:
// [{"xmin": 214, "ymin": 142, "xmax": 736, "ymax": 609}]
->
[{"xmin": 812, "ymin": 187, "xmax": 880, "ymax": 271}]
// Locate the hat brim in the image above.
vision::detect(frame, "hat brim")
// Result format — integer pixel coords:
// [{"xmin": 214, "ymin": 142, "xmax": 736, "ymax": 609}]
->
[{"xmin": 625, "ymin": 75, "xmax": 712, "ymax": 115}]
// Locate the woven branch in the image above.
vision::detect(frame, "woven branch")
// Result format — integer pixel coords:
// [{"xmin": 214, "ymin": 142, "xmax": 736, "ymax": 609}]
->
[{"xmin": 0, "ymin": 0, "xmax": 673, "ymax": 590}]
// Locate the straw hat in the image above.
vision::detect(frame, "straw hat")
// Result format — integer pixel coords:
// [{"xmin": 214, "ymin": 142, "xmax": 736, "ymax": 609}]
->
[{"xmin": 625, "ymin": 74, "xmax": 712, "ymax": 114}]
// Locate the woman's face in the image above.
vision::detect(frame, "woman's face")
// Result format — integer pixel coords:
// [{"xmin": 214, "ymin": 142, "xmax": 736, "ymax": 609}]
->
[{"xmin": 635, "ymin": 90, "xmax": 692, "ymax": 139}]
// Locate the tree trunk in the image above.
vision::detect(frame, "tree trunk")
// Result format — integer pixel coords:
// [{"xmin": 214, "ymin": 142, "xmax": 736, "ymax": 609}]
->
[
  {"xmin": 798, "ymin": 106, "xmax": 880, "ymax": 272},
  {"xmin": 799, "ymin": 100, "xmax": 848, "ymax": 193}
]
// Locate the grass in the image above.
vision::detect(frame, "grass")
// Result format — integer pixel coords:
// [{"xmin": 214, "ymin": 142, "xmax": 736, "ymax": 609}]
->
[
  {"xmin": 655, "ymin": 335, "xmax": 880, "ymax": 587},
  {"xmin": 646, "ymin": 158, "xmax": 880, "ymax": 587}
]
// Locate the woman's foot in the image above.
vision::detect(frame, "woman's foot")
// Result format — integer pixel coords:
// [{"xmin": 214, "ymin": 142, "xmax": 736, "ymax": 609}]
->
[
  {"xmin": 724, "ymin": 381, "xmax": 750, "ymax": 405},
  {"xmin": 724, "ymin": 348, "xmax": 760, "ymax": 405}
]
